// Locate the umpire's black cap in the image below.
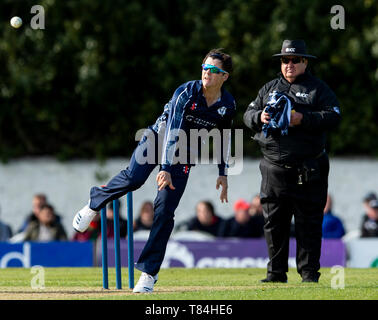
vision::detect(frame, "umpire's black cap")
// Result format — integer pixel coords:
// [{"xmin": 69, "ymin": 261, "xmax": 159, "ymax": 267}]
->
[{"xmin": 273, "ymin": 39, "xmax": 317, "ymax": 59}]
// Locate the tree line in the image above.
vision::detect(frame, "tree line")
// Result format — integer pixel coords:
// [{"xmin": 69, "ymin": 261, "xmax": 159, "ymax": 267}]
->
[{"xmin": 0, "ymin": 0, "xmax": 377, "ymax": 162}]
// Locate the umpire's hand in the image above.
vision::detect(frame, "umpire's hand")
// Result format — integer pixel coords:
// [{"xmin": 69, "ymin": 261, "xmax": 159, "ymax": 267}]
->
[
  {"xmin": 260, "ymin": 107, "xmax": 271, "ymax": 124},
  {"xmin": 216, "ymin": 176, "xmax": 228, "ymax": 203},
  {"xmin": 156, "ymin": 170, "xmax": 176, "ymax": 191}
]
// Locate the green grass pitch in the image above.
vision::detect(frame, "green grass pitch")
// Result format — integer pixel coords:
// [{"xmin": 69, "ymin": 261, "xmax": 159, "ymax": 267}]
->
[{"xmin": 0, "ymin": 267, "xmax": 376, "ymax": 300}]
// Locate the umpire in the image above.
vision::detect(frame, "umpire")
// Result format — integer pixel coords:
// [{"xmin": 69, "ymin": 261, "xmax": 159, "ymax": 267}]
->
[{"xmin": 243, "ymin": 39, "xmax": 341, "ymax": 283}]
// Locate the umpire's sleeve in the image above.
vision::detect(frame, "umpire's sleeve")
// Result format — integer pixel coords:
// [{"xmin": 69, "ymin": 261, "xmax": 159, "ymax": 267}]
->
[
  {"xmin": 301, "ymin": 82, "xmax": 341, "ymax": 131},
  {"xmin": 243, "ymin": 87, "xmax": 265, "ymax": 133}
]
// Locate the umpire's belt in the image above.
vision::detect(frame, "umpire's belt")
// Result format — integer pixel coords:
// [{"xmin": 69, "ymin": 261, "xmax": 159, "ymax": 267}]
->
[
  {"xmin": 264, "ymin": 151, "xmax": 325, "ymax": 169},
  {"xmin": 264, "ymin": 151, "xmax": 326, "ymax": 185}
]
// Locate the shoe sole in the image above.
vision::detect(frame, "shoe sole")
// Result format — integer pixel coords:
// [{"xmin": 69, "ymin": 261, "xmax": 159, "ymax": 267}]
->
[
  {"xmin": 133, "ymin": 288, "xmax": 153, "ymax": 293},
  {"xmin": 260, "ymin": 279, "xmax": 287, "ymax": 283}
]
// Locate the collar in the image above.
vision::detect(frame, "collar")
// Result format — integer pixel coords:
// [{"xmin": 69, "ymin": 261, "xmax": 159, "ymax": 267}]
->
[{"xmin": 199, "ymin": 80, "xmax": 224, "ymax": 104}]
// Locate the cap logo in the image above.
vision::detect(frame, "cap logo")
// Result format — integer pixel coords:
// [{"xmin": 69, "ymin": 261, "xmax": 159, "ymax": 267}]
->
[{"xmin": 285, "ymin": 48, "xmax": 296, "ymax": 52}]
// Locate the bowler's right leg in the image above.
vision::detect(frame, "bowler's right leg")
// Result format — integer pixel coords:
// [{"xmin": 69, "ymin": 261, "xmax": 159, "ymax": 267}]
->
[{"xmin": 73, "ymin": 132, "xmax": 158, "ymax": 232}]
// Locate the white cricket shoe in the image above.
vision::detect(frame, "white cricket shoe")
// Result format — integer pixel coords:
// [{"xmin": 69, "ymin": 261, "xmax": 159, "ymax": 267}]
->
[
  {"xmin": 133, "ymin": 272, "xmax": 158, "ymax": 293},
  {"xmin": 72, "ymin": 202, "xmax": 98, "ymax": 232}
]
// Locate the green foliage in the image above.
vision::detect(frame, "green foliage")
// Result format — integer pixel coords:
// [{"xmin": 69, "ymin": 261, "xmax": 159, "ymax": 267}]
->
[{"xmin": 0, "ymin": 0, "xmax": 377, "ymax": 161}]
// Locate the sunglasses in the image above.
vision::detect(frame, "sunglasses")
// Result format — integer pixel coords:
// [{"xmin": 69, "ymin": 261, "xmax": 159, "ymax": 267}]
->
[
  {"xmin": 202, "ymin": 63, "xmax": 228, "ymax": 74},
  {"xmin": 280, "ymin": 57, "xmax": 304, "ymax": 64}
]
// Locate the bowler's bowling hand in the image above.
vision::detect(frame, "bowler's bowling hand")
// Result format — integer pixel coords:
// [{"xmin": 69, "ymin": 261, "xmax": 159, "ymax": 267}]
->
[
  {"xmin": 216, "ymin": 176, "xmax": 228, "ymax": 203},
  {"xmin": 260, "ymin": 107, "xmax": 271, "ymax": 124},
  {"xmin": 156, "ymin": 170, "xmax": 175, "ymax": 191}
]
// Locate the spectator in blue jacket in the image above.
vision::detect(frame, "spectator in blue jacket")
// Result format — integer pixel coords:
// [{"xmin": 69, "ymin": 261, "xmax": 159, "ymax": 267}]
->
[
  {"xmin": 0, "ymin": 204, "xmax": 12, "ymax": 241},
  {"xmin": 322, "ymin": 194, "xmax": 345, "ymax": 238}
]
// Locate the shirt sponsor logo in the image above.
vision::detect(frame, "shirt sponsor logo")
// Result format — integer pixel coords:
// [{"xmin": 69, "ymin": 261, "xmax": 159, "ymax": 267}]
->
[{"xmin": 185, "ymin": 115, "xmax": 216, "ymax": 127}]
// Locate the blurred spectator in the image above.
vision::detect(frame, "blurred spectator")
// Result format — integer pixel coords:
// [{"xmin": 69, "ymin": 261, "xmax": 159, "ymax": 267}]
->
[
  {"xmin": 248, "ymin": 194, "xmax": 263, "ymax": 215},
  {"xmin": 322, "ymin": 194, "xmax": 346, "ymax": 238},
  {"xmin": 219, "ymin": 198, "xmax": 264, "ymax": 238},
  {"xmin": 18, "ymin": 193, "xmax": 47, "ymax": 232},
  {"xmin": 362, "ymin": 192, "xmax": 377, "ymax": 215},
  {"xmin": 24, "ymin": 204, "xmax": 67, "ymax": 241},
  {"xmin": 134, "ymin": 201, "xmax": 154, "ymax": 232},
  {"xmin": 360, "ymin": 199, "xmax": 378, "ymax": 237},
  {"xmin": 0, "ymin": 220, "xmax": 12, "ymax": 241},
  {"xmin": 18, "ymin": 193, "xmax": 62, "ymax": 233},
  {"xmin": 363, "ymin": 191, "xmax": 377, "ymax": 204},
  {"xmin": 103, "ymin": 199, "xmax": 128, "ymax": 238},
  {"xmin": 176, "ymin": 200, "xmax": 223, "ymax": 237},
  {"xmin": 0, "ymin": 205, "xmax": 12, "ymax": 241},
  {"xmin": 248, "ymin": 194, "xmax": 265, "ymax": 236}
]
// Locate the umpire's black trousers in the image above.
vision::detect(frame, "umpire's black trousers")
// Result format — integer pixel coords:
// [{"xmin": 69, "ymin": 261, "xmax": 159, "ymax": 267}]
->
[{"xmin": 259, "ymin": 153, "xmax": 329, "ymax": 281}]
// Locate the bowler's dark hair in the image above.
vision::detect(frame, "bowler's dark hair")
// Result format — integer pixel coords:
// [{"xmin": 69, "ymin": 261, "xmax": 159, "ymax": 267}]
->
[{"xmin": 203, "ymin": 48, "xmax": 233, "ymax": 73}]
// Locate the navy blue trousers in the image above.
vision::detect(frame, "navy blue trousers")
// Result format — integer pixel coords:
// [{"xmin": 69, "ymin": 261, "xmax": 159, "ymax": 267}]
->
[{"xmin": 89, "ymin": 133, "xmax": 190, "ymax": 276}]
